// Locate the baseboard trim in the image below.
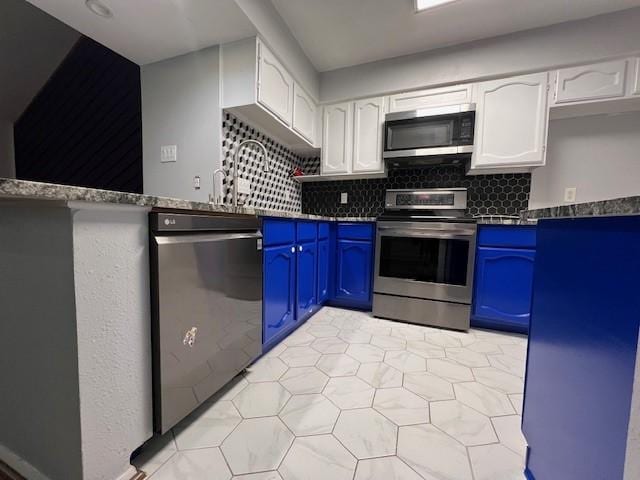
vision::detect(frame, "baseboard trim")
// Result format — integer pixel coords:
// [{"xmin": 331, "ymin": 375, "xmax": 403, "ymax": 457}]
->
[{"xmin": 0, "ymin": 444, "xmax": 50, "ymax": 480}]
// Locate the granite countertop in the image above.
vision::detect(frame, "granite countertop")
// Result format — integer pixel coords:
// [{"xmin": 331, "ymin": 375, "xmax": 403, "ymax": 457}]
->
[
  {"xmin": 0, "ymin": 178, "xmax": 375, "ymax": 222},
  {"xmin": 522, "ymin": 195, "xmax": 640, "ymax": 220},
  {"xmin": 474, "ymin": 215, "xmax": 537, "ymax": 225}
]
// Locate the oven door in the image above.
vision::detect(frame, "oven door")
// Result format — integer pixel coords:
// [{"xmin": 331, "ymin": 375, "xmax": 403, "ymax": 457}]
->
[{"xmin": 374, "ymin": 221, "xmax": 477, "ymax": 304}]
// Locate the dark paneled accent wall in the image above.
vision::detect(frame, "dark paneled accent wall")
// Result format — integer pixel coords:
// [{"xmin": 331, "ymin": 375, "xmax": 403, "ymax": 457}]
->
[
  {"xmin": 302, "ymin": 165, "xmax": 531, "ymax": 217},
  {"xmin": 14, "ymin": 37, "xmax": 142, "ymax": 193}
]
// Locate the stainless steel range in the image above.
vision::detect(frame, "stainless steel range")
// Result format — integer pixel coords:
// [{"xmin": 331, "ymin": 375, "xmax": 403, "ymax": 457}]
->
[{"xmin": 373, "ymin": 188, "xmax": 477, "ymax": 331}]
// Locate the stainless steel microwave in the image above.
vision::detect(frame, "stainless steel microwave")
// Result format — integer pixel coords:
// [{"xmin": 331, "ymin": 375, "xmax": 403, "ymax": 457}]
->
[{"xmin": 383, "ymin": 103, "xmax": 475, "ymax": 166}]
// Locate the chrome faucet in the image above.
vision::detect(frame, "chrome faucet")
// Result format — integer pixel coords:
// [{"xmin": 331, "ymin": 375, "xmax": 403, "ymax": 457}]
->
[
  {"xmin": 210, "ymin": 168, "xmax": 226, "ymax": 205},
  {"xmin": 231, "ymin": 139, "xmax": 270, "ymax": 207}
]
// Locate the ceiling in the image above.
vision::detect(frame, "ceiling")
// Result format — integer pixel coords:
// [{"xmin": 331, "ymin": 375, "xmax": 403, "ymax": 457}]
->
[
  {"xmin": 25, "ymin": 0, "xmax": 257, "ymax": 65},
  {"xmin": 0, "ymin": 0, "xmax": 80, "ymax": 122},
  {"xmin": 271, "ymin": 0, "xmax": 640, "ymax": 72}
]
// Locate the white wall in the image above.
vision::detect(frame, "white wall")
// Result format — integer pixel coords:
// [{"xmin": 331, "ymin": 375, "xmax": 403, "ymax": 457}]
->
[
  {"xmin": 320, "ymin": 8, "xmax": 640, "ymax": 103},
  {"xmin": 529, "ymin": 112, "xmax": 640, "ymax": 209},
  {"xmin": 141, "ymin": 46, "xmax": 221, "ymax": 203},
  {"xmin": 235, "ymin": 0, "xmax": 319, "ymax": 99},
  {"xmin": 0, "ymin": 120, "xmax": 15, "ymax": 178}
]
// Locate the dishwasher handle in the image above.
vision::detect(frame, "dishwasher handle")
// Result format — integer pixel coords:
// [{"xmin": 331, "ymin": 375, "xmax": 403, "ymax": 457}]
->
[{"xmin": 154, "ymin": 231, "xmax": 262, "ymax": 245}]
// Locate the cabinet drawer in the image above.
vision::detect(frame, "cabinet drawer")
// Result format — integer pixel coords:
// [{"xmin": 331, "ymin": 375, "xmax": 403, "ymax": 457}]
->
[
  {"xmin": 262, "ymin": 219, "xmax": 296, "ymax": 246},
  {"xmin": 478, "ymin": 225, "xmax": 537, "ymax": 249},
  {"xmin": 337, "ymin": 223, "xmax": 374, "ymax": 241},
  {"xmin": 318, "ymin": 222, "xmax": 330, "ymax": 240},
  {"xmin": 296, "ymin": 221, "xmax": 317, "ymax": 243}
]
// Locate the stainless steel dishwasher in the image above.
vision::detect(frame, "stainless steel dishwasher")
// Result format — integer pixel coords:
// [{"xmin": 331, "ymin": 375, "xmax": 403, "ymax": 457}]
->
[{"xmin": 149, "ymin": 212, "xmax": 262, "ymax": 433}]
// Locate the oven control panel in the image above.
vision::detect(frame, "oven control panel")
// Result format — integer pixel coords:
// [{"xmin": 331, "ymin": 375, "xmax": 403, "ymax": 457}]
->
[{"xmin": 385, "ymin": 189, "xmax": 468, "ymax": 210}]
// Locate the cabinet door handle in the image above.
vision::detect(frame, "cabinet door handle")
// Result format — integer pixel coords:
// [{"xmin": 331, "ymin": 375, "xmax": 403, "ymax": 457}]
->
[
  {"xmin": 299, "ymin": 245, "xmax": 303, "ymax": 252},
  {"xmin": 291, "ymin": 246, "xmax": 295, "ymax": 253}
]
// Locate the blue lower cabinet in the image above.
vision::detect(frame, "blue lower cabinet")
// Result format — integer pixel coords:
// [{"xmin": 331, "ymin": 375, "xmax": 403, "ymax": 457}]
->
[
  {"xmin": 317, "ymin": 239, "xmax": 330, "ymax": 304},
  {"xmin": 334, "ymin": 239, "xmax": 372, "ymax": 307},
  {"xmin": 472, "ymin": 247, "xmax": 535, "ymax": 333},
  {"xmin": 296, "ymin": 241, "xmax": 317, "ymax": 321},
  {"xmin": 263, "ymin": 244, "xmax": 296, "ymax": 347}
]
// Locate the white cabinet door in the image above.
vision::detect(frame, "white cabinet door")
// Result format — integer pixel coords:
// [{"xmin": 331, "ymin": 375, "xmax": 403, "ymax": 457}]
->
[
  {"xmin": 257, "ymin": 42, "xmax": 294, "ymax": 126},
  {"xmin": 472, "ymin": 72, "xmax": 548, "ymax": 169},
  {"xmin": 554, "ymin": 59, "xmax": 627, "ymax": 104},
  {"xmin": 322, "ymin": 103, "xmax": 352, "ymax": 174},
  {"xmin": 388, "ymin": 84, "xmax": 472, "ymax": 112},
  {"xmin": 632, "ymin": 58, "xmax": 640, "ymax": 96},
  {"xmin": 352, "ymin": 97, "xmax": 385, "ymax": 173},
  {"xmin": 292, "ymin": 83, "xmax": 316, "ymax": 143}
]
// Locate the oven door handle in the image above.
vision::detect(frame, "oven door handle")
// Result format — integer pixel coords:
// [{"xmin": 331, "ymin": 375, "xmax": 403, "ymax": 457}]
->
[{"xmin": 377, "ymin": 228, "xmax": 476, "ymax": 239}]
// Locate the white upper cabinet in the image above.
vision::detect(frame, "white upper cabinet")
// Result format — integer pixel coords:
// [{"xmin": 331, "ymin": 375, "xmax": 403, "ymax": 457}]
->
[
  {"xmin": 292, "ymin": 83, "xmax": 316, "ymax": 144},
  {"xmin": 632, "ymin": 58, "xmax": 640, "ymax": 96},
  {"xmin": 322, "ymin": 102, "xmax": 353, "ymax": 174},
  {"xmin": 554, "ymin": 59, "xmax": 627, "ymax": 104},
  {"xmin": 471, "ymin": 72, "xmax": 548, "ymax": 170},
  {"xmin": 352, "ymin": 97, "xmax": 385, "ymax": 173},
  {"xmin": 388, "ymin": 84, "xmax": 472, "ymax": 112},
  {"xmin": 257, "ymin": 42, "xmax": 294, "ymax": 126}
]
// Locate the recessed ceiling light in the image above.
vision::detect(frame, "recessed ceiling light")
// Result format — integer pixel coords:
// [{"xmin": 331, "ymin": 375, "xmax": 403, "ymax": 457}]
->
[
  {"xmin": 85, "ymin": 0, "xmax": 113, "ymax": 18},
  {"xmin": 414, "ymin": 0, "xmax": 460, "ymax": 13}
]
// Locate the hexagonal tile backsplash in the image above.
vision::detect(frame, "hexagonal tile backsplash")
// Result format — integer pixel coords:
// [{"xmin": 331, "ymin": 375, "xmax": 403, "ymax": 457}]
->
[{"xmin": 302, "ymin": 165, "xmax": 531, "ymax": 217}]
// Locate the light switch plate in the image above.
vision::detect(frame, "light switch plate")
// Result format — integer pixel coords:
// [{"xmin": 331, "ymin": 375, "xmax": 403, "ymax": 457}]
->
[
  {"xmin": 237, "ymin": 178, "xmax": 251, "ymax": 195},
  {"xmin": 340, "ymin": 192, "xmax": 348, "ymax": 204},
  {"xmin": 564, "ymin": 187, "xmax": 577, "ymax": 203},
  {"xmin": 160, "ymin": 145, "xmax": 177, "ymax": 163}
]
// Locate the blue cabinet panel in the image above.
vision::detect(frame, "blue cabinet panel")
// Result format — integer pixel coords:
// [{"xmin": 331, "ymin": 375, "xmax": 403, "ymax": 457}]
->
[
  {"xmin": 263, "ymin": 219, "xmax": 295, "ymax": 246},
  {"xmin": 296, "ymin": 221, "xmax": 317, "ymax": 243},
  {"xmin": 318, "ymin": 222, "xmax": 330, "ymax": 240},
  {"xmin": 523, "ymin": 216, "xmax": 640, "ymax": 480},
  {"xmin": 317, "ymin": 239, "xmax": 330, "ymax": 304},
  {"xmin": 478, "ymin": 224, "xmax": 536, "ymax": 248},
  {"xmin": 296, "ymin": 241, "xmax": 317, "ymax": 321},
  {"xmin": 337, "ymin": 223, "xmax": 374, "ymax": 241},
  {"xmin": 263, "ymin": 244, "xmax": 296, "ymax": 345},
  {"xmin": 472, "ymin": 247, "xmax": 535, "ymax": 333},
  {"xmin": 335, "ymin": 239, "xmax": 372, "ymax": 305}
]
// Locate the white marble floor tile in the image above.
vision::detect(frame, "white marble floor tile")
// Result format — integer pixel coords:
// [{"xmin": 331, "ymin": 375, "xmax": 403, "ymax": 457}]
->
[
  {"xmin": 174, "ymin": 401, "xmax": 242, "ymax": 450},
  {"xmin": 317, "ymin": 353, "xmax": 361, "ymax": 376},
  {"xmin": 468, "ymin": 444, "xmax": 525, "ymax": 480},
  {"xmin": 323, "ymin": 376, "xmax": 375, "ymax": 409},
  {"xmin": 423, "ymin": 332, "xmax": 462, "ymax": 348},
  {"xmin": 221, "ymin": 417, "xmax": 294, "ymax": 475},
  {"xmin": 384, "ymin": 350, "xmax": 427, "ymax": 372},
  {"xmin": 279, "ymin": 366, "xmax": 329, "ymax": 394},
  {"xmin": 232, "ymin": 472, "xmax": 283, "ymax": 480},
  {"xmin": 406, "ymin": 340, "xmax": 446, "ymax": 359},
  {"xmin": 492, "ymin": 415, "xmax": 527, "ymax": 456},
  {"xmin": 346, "ymin": 344, "xmax": 385, "ymax": 363},
  {"xmin": 150, "ymin": 447, "xmax": 231, "ymax": 480},
  {"xmin": 499, "ymin": 343, "xmax": 528, "ymax": 361},
  {"xmin": 391, "ymin": 328, "xmax": 425, "ymax": 341},
  {"xmin": 426, "ymin": 358, "xmax": 474, "ymax": 383},
  {"xmin": 333, "ymin": 408, "xmax": 398, "ymax": 459},
  {"xmin": 360, "ymin": 324, "xmax": 392, "ymax": 336},
  {"xmin": 245, "ymin": 357, "xmax": 288, "ymax": 383},
  {"xmin": 233, "ymin": 382, "xmax": 291, "ymax": 418},
  {"xmin": 488, "ymin": 354, "xmax": 526, "ymax": 378},
  {"xmin": 311, "ymin": 336, "xmax": 348, "ymax": 354},
  {"xmin": 373, "ymin": 388, "xmax": 429, "ymax": 426},
  {"xmin": 283, "ymin": 331, "xmax": 316, "ymax": 346},
  {"xmin": 133, "ymin": 431, "xmax": 177, "ymax": 477},
  {"xmin": 279, "ymin": 346, "xmax": 321, "ymax": 367},
  {"xmin": 445, "ymin": 347, "xmax": 491, "ymax": 367},
  {"xmin": 215, "ymin": 376, "xmax": 249, "ymax": 402},
  {"xmin": 403, "ymin": 372, "xmax": 455, "ymax": 401},
  {"xmin": 430, "ymin": 400, "xmax": 498, "ymax": 446},
  {"xmin": 473, "ymin": 367, "xmax": 524, "ymax": 394},
  {"xmin": 279, "ymin": 435, "xmax": 356, "ymax": 480},
  {"xmin": 454, "ymin": 382, "xmax": 515, "ymax": 417},
  {"xmin": 354, "ymin": 457, "xmax": 423, "ymax": 480},
  {"xmin": 467, "ymin": 341, "xmax": 504, "ymax": 355},
  {"xmin": 357, "ymin": 362, "xmax": 403, "ymax": 388},
  {"xmin": 307, "ymin": 325, "xmax": 340, "ymax": 338},
  {"xmin": 338, "ymin": 330, "xmax": 372, "ymax": 344},
  {"xmin": 279, "ymin": 394, "xmax": 340, "ymax": 436},
  {"xmin": 509, "ymin": 393, "xmax": 524, "ymax": 415},
  {"xmin": 398, "ymin": 424, "xmax": 473, "ymax": 480},
  {"xmin": 371, "ymin": 335, "xmax": 406, "ymax": 351}
]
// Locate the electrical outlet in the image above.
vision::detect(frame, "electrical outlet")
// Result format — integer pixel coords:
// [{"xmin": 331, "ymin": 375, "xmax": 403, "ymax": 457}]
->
[
  {"xmin": 340, "ymin": 192, "xmax": 348, "ymax": 204},
  {"xmin": 564, "ymin": 187, "xmax": 577, "ymax": 203},
  {"xmin": 160, "ymin": 145, "xmax": 177, "ymax": 163},
  {"xmin": 193, "ymin": 176, "xmax": 200, "ymax": 190},
  {"xmin": 237, "ymin": 178, "xmax": 251, "ymax": 195}
]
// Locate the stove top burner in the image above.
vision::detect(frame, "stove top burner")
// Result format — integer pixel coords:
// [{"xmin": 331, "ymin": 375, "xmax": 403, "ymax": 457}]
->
[{"xmin": 377, "ymin": 212, "xmax": 477, "ymax": 224}]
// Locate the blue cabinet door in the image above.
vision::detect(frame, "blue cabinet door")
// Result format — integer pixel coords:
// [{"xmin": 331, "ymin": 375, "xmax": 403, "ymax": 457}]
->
[
  {"xmin": 296, "ymin": 241, "xmax": 317, "ymax": 321},
  {"xmin": 335, "ymin": 239, "xmax": 372, "ymax": 305},
  {"xmin": 317, "ymin": 239, "xmax": 330, "ymax": 304},
  {"xmin": 263, "ymin": 244, "xmax": 296, "ymax": 345},
  {"xmin": 472, "ymin": 246, "xmax": 535, "ymax": 332}
]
